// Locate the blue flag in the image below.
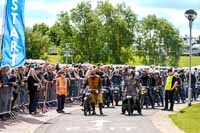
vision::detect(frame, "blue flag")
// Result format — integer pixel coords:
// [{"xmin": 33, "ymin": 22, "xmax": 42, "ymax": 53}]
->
[{"xmin": 1, "ymin": 0, "xmax": 26, "ymax": 68}]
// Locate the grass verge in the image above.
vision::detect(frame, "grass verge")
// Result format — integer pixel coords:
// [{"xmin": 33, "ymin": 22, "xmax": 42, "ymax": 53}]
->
[
  {"xmin": 47, "ymin": 55, "xmax": 200, "ymax": 67},
  {"xmin": 169, "ymin": 103, "xmax": 200, "ymax": 133}
]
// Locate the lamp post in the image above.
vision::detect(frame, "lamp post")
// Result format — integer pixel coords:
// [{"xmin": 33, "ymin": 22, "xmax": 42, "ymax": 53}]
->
[
  {"xmin": 184, "ymin": 9, "xmax": 197, "ymax": 106},
  {"xmin": 62, "ymin": 48, "xmax": 67, "ymax": 64}
]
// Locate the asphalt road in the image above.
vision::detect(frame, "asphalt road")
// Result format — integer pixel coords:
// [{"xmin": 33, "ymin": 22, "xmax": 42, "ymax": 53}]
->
[{"xmin": 34, "ymin": 105, "xmax": 161, "ymax": 133}]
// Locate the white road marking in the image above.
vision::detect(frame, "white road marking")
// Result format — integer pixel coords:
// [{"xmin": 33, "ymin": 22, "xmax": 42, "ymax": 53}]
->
[
  {"xmin": 109, "ymin": 127, "xmax": 115, "ymax": 131},
  {"xmin": 87, "ymin": 127, "xmax": 102, "ymax": 131},
  {"xmin": 126, "ymin": 127, "xmax": 132, "ymax": 131},
  {"xmin": 90, "ymin": 119, "xmax": 111, "ymax": 128},
  {"xmin": 120, "ymin": 127, "xmax": 137, "ymax": 131},
  {"xmin": 65, "ymin": 128, "xmax": 71, "ymax": 131},
  {"xmin": 65, "ymin": 127, "xmax": 80, "ymax": 131}
]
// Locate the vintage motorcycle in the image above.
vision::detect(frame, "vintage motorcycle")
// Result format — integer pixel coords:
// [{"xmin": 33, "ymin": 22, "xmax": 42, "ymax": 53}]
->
[
  {"xmin": 83, "ymin": 88, "xmax": 99, "ymax": 116},
  {"xmin": 102, "ymin": 87, "xmax": 111, "ymax": 108},
  {"xmin": 122, "ymin": 94, "xmax": 139, "ymax": 116},
  {"xmin": 112, "ymin": 84, "xmax": 121, "ymax": 106}
]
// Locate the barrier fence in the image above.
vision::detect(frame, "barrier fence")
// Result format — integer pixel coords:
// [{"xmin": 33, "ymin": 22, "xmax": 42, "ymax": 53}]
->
[
  {"xmin": 0, "ymin": 78, "xmax": 87, "ymax": 117},
  {"xmin": 0, "ymin": 86, "xmax": 12, "ymax": 115}
]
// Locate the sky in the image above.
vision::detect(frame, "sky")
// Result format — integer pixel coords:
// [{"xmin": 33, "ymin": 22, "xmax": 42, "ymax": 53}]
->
[{"xmin": 0, "ymin": 0, "xmax": 200, "ymax": 37}]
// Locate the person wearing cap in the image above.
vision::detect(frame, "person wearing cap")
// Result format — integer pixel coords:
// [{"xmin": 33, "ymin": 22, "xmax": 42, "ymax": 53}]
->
[
  {"xmin": 85, "ymin": 69, "xmax": 103, "ymax": 115},
  {"xmin": 162, "ymin": 69, "xmax": 178, "ymax": 111},
  {"xmin": 56, "ymin": 71, "xmax": 68, "ymax": 113}
]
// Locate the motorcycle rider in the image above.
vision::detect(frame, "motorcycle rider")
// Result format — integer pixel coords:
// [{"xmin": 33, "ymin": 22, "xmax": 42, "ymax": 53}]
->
[
  {"xmin": 111, "ymin": 70, "xmax": 123, "ymax": 96},
  {"xmin": 85, "ymin": 69, "xmax": 103, "ymax": 115},
  {"xmin": 122, "ymin": 71, "xmax": 142, "ymax": 115},
  {"xmin": 102, "ymin": 74, "xmax": 114, "ymax": 107}
]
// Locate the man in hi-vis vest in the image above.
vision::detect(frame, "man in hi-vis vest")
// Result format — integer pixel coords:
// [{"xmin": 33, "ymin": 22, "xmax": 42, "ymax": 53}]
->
[
  {"xmin": 162, "ymin": 68, "xmax": 178, "ymax": 111},
  {"xmin": 56, "ymin": 71, "xmax": 68, "ymax": 113}
]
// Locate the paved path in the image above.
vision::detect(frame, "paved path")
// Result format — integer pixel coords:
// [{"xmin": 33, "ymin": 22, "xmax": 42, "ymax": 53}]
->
[
  {"xmin": 2, "ymin": 102, "xmax": 197, "ymax": 133},
  {"xmin": 34, "ymin": 106, "xmax": 161, "ymax": 133},
  {"xmin": 0, "ymin": 105, "xmax": 81, "ymax": 133}
]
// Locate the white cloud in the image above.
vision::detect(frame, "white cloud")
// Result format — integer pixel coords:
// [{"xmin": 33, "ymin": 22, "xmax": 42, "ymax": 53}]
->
[
  {"xmin": 180, "ymin": 29, "xmax": 200, "ymax": 37},
  {"xmin": 127, "ymin": 2, "xmax": 200, "ymax": 37},
  {"xmin": 25, "ymin": 17, "xmax": 56, "ymax": 27},
  {"xmin": 0, "ymin": 0, "xmax": 5, "ymax": 5},
  {"xmin": 25, "ymin": 0, "xmax": 79, "ymax": 15},
  {"xmin": 0, "ymin": 0, "xmax": 199, "ymax": 37}
]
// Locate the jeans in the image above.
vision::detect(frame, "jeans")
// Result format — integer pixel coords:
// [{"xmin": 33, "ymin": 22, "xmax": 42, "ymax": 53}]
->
[
  {"xmin": 147, "ymin": 87, "xmax": 155, "ymax": 108},
  {"xmin": 181, "ymin": 84, "xmax": 186, "ymax": 100},
  {"xmin": 174, "ymin": 87, "xmax": 185, "ymax": 103},
  {"xmin": 158, "ymin": 87, "xmax": 164, "ymax": 106},
  {"xmin": 19, "ymin": 87, "xmax": 28, "ymax": 105}
]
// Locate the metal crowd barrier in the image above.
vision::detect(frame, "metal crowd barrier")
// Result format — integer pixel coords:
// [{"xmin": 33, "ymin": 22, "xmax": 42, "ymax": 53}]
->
[
  {"xmin": 77, "ymin": 78, "xmax": 86, "ymax": 97},
  {"xmin": 65, "ymin": 78, "xmax": 86, "ymax": 105},
  {"xmin": 38, "ymin": 82, "xmax": 57, "ymax": 106},
  {"xmin": 0, "ymin": 78, "xmax": 87, "ymax": 118},
  {"xmin": 0, "ymin": 86, "xmax": 12, "ymax": 115},
  {"xmin": 34, "ymin": 78, "xmax": 86, "ymax": 106},
  {"xmin": 46, "ymin": 82, "xmax": 57, "ymax": 104},
  {"xmin": 68, "ymin": 78, "xmax": 86, "ymax": 98},
  {"xmin": 11, "ymin": 83, "xmax": 29, "ymax": 114}
]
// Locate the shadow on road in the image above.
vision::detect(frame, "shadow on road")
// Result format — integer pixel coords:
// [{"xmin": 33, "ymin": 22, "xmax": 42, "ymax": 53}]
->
[{"xmin": 0, "ymin": 112, "xmax": 45, "ymax": 132}]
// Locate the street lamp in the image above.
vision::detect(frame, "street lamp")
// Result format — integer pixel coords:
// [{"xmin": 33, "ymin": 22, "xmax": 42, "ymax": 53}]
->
[
  {"xmin": 62, "ymin": 48, "xmax": 68, "ymax": 64},
  {"xmin": 184, "ymin": 9, "xmax": 197, "ymax": 106}
]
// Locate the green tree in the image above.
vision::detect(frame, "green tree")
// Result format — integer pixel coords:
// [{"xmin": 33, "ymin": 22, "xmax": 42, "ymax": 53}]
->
[
  {"xmin": 70, "ymin": 1, "xmax": 103, "ymax": 63},
  {"xmin": 33, "ymin": 23, "xmax": 49, "ymax": 35},
  {"xmin": 96, "ymin": 1, "xmax": 137, "ymax": 64},
  {"xmin": 25, "ymin": 28, "xmax": 50, "ymax": 60},
  {"xmin": 136, "ymin": 15, "xmax": 183, "ymax": 67},
  {"xmin": 48, "ymin": 23, "xmax": 64, "ymax": 46},
  {"xmin": 47, "ymin": 11, "xmax": 74, "ymax": 63}
]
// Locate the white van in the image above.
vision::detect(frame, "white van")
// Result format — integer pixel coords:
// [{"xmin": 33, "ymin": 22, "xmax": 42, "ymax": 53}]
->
[{"xmin": 192, "ymin": 44, "xmax": 200, "ymax": 56}]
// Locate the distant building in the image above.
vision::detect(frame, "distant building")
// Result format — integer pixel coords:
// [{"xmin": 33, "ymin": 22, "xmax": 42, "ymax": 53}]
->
[{"xmin": 48, "ymin": 48, "xmax": 58, "ymax": 55}]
